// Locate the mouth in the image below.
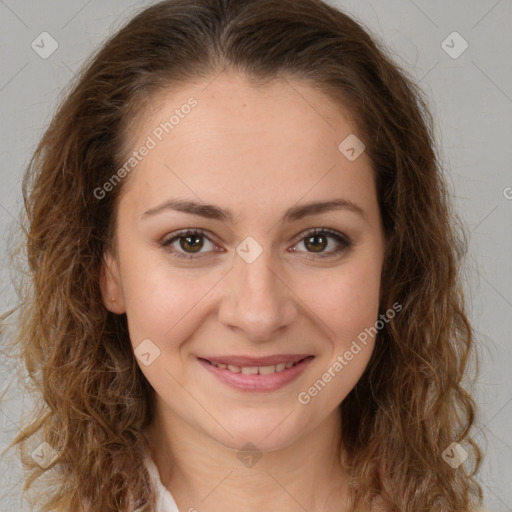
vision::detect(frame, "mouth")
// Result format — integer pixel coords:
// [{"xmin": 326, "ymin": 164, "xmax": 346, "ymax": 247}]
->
[
  {"xmin": 197, "ymin": 354, "xmax": 314, "ymax": 392},
  {"xmin": 198, "ymin": 355, "xmax": 311, "ymax": 375}
]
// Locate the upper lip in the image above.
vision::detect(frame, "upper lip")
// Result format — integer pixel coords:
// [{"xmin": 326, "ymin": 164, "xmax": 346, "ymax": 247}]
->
[{"xmin": 199, "ymin": 354, "xmax": 313, "ymax": 367}]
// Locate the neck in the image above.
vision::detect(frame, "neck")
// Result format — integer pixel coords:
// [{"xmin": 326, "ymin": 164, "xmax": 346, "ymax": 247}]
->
[{"xmin": 145, "ymin": 403, "xmax": 350, "ymax": 512}]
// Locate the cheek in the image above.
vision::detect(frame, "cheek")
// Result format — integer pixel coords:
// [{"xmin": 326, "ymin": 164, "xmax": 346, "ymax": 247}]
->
[
  {"xmin": 301, "ymin": 258, "xmax": 382, "ymax": 346},
  {"xmin": 119, "ymin": 244, "xmax": 214, "ymax": 354},
  {"xmin": 293, "ymin": 264, "xmax": 381, "ymax": 409},
  {"xmin": 129, "ymin": 278, "xmax": 209, "ymax": 347}
]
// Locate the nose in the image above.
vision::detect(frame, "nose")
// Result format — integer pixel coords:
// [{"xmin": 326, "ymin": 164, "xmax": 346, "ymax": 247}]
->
[{"xmin": 217, "ymin": 247, "xmax": 299, "ymax": 342}]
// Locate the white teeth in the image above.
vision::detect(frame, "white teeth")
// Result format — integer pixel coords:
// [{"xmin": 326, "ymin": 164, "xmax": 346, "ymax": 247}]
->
[
  {"xmin": 258, "ymin": 365, "xmax": 277, "ymax": 375},
  {"xmin": 209, "ymin": 360, "xmax": 301, "ymax": 374},
  {"xmin": 241, "ymin": 366, "xmax": 259, "ymax": 375}
]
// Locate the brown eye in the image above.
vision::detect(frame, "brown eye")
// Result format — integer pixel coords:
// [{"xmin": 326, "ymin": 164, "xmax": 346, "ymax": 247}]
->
[
  {"xmin": 161, "ymin": 229, "xmax": 217, "ymax": 259},
  {"xmin": 179, "ymin": 233, "xmax": 204, "ymax": 253},
  {"xmin": 304, "ymin": 233, "xmax": 328, "ymax": 253},
  {"xmin": 293, "ymin": 228, "xmax": 352, "ymax": 259}
]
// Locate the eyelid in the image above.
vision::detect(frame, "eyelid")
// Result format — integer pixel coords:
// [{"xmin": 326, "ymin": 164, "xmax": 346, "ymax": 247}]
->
[{"xmin": 290, "ymin": 226, "xmax": 350, "ymax": 245}]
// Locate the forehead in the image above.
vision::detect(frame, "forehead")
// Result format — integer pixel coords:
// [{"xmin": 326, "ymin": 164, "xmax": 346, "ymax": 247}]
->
[
  {"xmin": 131, "ymin": 72, "xmax": 359, "ymax": 147},
  {"xmin": 118, "ymin": 72, "xmax": 377, "ymax": 224}
]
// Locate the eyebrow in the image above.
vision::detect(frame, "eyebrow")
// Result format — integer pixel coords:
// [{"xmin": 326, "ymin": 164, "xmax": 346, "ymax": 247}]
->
[{"xmin": 142, "ymin": 197, "xmax": 367, "ymax": 223}]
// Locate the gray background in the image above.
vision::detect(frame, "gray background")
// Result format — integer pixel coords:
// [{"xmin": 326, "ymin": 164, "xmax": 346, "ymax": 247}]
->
[{"xmin": 0, "ymin": 0, "xmax": 511, "ymax": 510}]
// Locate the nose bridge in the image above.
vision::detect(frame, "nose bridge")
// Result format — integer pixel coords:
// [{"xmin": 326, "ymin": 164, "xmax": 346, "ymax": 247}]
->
[
  {"xmin": 218, "ymin": 242, "xmax": 297, "ymax": 340},
  {"xmin": 239, "ymin": 248, "xmax": 280, "ymax": 302}
]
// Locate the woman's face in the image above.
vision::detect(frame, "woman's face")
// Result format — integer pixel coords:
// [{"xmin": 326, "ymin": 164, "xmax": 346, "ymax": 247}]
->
[{"xmin": 101, "ymin": 72, "xmax": 385, "ymax": 452}]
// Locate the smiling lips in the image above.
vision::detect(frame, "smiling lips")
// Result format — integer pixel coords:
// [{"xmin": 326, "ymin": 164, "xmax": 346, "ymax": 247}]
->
[
  {"xmin": 209, "ymin": 360, "xmax": 297, "ymax": 375},
  {"xmin": 198, "ymin": 354, "xmax": 314, "ymax": 391},
  {"xmin": 200, "ymin": 353, "xmax": 312, "ymax": 374}
]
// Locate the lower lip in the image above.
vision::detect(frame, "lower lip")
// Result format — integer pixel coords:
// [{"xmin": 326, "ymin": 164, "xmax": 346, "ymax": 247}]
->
[{"xmin": 198, "ymin": 356, "xmax": 314, "ymax": 392}]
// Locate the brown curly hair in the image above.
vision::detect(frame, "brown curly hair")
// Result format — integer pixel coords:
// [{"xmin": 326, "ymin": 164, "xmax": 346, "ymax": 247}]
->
[{"xmin": 0, "ymin": 0, "xmax": 484, "ymax": 510}]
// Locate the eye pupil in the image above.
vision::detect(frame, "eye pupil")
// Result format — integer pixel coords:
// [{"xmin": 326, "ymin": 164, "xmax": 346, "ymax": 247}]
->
[
  {"xmin": 181, "ymin": 235, "xmax": 203, "ymax": 253},
  {"xmin": 305, "ymin": 235, "xmax": 327, "ymax": 253}
]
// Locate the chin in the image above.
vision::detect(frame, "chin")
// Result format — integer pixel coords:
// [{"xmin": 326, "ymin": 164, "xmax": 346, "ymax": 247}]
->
[{"xmin": 206, "ymin": 417, "xmax": 305, "ymax": 454}]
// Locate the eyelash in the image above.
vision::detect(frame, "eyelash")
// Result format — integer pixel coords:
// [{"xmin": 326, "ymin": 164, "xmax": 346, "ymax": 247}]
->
[{"xmin": 160, "ymin": 227, "xmax": 352, "ymax": 261}]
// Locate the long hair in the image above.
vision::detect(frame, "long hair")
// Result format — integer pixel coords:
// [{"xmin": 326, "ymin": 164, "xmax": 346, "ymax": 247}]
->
[{"xmin": 0, "ymin": 0, "xmax": 483, "ymax": 510}]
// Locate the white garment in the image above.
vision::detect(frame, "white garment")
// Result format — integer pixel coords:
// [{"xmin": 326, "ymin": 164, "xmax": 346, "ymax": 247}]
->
[
  {"xmin": 137, "ymin": 458, "xmax": 490, "ymax": 512},
  {"xmin": 134, "ymin": 455, "xmax": 180, "ymax": 512}
]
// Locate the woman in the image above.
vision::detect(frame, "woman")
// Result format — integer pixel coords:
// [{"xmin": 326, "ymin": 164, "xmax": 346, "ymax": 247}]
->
[{"xmin": 1, "ymin": 0, "xmax": 484, "ymax": 510}]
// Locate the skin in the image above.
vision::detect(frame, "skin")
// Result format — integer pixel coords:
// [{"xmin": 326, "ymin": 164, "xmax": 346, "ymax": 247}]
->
[{"xmin": 100, "ymin": 71, "xmax": 385, "ymax": 512}]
